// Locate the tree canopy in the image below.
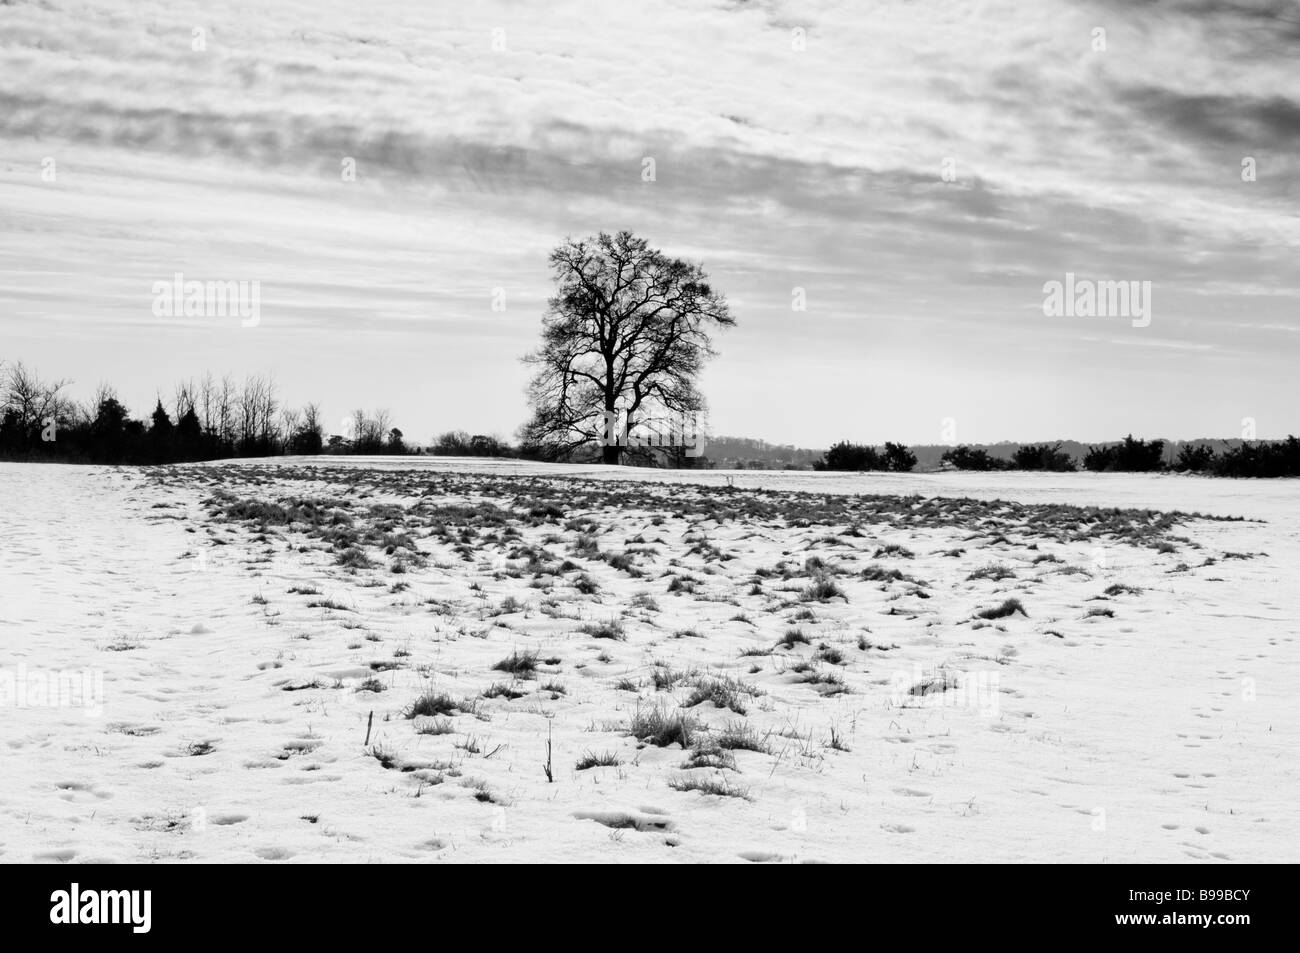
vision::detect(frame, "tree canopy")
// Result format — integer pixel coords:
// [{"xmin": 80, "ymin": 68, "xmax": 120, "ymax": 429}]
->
[{"xmin": 519, "ymin": 231, "xmax": 734, "ymax": 464}]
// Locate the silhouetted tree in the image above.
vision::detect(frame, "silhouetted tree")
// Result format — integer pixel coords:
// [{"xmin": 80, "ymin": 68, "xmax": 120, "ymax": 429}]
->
[
  {"xmin": 1012, "ymin": 442, "xmax": 1076, "ymax": 472},
  {"xmin": 1174, "ymin": 443, "xmax": 1216, "ymax": 472},
  {"xmin": 176, "ymin": 406, "xmax": 203, "ymax": 461},
  {"xmin": 883, "ymin": 442, "xmax": 917, "ymax": 472},
  {"xmin": 816, "ymin": 441, "xmax": 884, "ymax": 471},
  {"xmin": 149, "ymin": 399, "xmax": 173, "ymax": 462},
  {"xmin": 520, "ymin": 231, "xmax": 734, "ymax": 464},
  {"xmin": 286, "ymin": 403, "xmax": 324, "ymax": 455},
  {"xmin": 1084, "ymin": 435, "xmax": 1165, "ymax": 472},
  {"xmin": 1212, "ymin": 436, "xmax": 1300, "ymax": 477},
  {"xmin": 941, "ymin": 445, "xmax": 1010, "ymax": 471}
]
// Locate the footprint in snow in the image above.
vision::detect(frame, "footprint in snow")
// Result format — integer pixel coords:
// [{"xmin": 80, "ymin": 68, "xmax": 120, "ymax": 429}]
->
[
  {"xmin": 573, "ymin": 810, "xmax": 674, "ymax": 832},
  {"xmin": 275, "ymin": 738, "xmax": 322, "ymax": 760},
  {"xmin": 739, "ymin": 850, "xmax": 788, "ymax": 863},
  {"xmin": 33, "ymin": 849, "xmax": 77, "ymax": 863},
  {"xmin": 54, "ymin": 780, "xmax": 113, "ymax": 801},
  {"xmin": 253, "ymin": 846, "xmax": 294, "ymax": 861}
]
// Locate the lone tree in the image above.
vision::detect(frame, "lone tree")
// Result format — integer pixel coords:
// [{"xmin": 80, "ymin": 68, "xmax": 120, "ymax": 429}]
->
[{"xmin": 519, "ymin": 231, "xmax": 734, "ymax": 464}]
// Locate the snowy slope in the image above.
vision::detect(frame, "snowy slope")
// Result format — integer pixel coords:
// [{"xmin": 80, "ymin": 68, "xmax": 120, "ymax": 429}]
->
[{"xmin": 1, "ymin": 460, "xmax": 1295, "ymax": 863}]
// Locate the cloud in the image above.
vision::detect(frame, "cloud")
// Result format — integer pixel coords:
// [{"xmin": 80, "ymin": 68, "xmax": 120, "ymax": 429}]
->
[
  {"xmin": 1115, "ymin": 85, "xmax": 1300, "ymax": 150},
  {"xmin": 0, "ymin": 0, "xmax": 1297, "ymax": 443}
]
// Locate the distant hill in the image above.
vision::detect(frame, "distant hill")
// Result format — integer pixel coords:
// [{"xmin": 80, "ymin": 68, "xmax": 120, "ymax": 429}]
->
[
  {"xmin": 696, "ymin": 436, "xmax": 824, "ymax": 470},
  {"xmin": 910, "ymin": 438, "xmax": 1258, "ymax": 472},
  {"xmin": 908, "ymin": 442, "xmax": 1092, "ymax": 471}
]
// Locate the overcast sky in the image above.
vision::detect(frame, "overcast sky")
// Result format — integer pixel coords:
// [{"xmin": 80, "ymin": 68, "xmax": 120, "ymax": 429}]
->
[{"xmin": 2, "ymin": 0, "xmax": 1297, "ymax": 446}]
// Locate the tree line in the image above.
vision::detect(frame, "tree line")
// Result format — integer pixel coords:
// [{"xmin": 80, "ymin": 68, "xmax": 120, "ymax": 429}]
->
[
  {"xmin": 813, "ymin": 441, "xmax": 918, "ymax": 472},
  {"xmin": 0, "ymin": 360, "xmax": 415, "ymax": 464},
  {"xmin": 810, "ymin": 435, "xmax": 1298, "ymax": 477},
  {"xmin": 937, "ymin": 435, "xmax": 1300, "ymax": 477}
]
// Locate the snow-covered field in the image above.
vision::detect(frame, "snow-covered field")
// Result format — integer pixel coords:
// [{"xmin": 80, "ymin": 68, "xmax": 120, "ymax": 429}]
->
[{"xmin": 2, "ymin": 458, "xmax": 1296, "ymax": 863}]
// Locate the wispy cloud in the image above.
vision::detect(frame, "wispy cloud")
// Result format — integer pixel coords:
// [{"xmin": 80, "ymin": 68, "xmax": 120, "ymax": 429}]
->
[{"xmin": 1, "ymin": 0, "xmax": 1296, "ymax": 443}]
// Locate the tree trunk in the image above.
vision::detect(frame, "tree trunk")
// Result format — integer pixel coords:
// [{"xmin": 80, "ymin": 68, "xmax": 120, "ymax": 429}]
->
[{"xmin": 602, "ymin": 443, "xmax": 621, "ymax": 465}]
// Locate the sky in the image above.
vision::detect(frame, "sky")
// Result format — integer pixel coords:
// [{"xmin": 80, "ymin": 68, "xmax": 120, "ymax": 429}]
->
[{"xmin": 1, "ymin": 0, "xmax": 1298, "ymax": 447}]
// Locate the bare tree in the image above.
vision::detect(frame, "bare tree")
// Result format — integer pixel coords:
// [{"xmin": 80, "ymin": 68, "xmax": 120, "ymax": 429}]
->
[
  {"xmin": 3, "ymin": 361, "xmax": 70, "ymax": 432},
  {"xmin": 3, "ymin": 361, "xmax": 44, "ymax": 427},
  {"xmin": 173, "ymin": 378, "xmax": 196, "ymax": 421},
  {"xmin": 349, "ymin": 408, "xmax": 379, "ymax": 451},
  {"xmin": 278, "ymin": 407, "xmax": 301, "ymax": 448},
  {"xmin": 286, "ymin": 402, "xmax": 324, "ymax": 455},
  {"xmin": 46, "ymin": 383, "xmax": 77, "ymax": 429},
  {"xmin": 347, "ymin": 408, "xmax": 395, "ymax": 452},
  {"xmin": 258, "ymin": 377, "xmax": 280, "ymax": 448},
  {"xmin": 217, "ymin": 374, "xmax": 236, "ymax": 446},
  {"xmin": 236, "ymin": 375, "xmax": 278, "ymax": 452},
  {"xmin": 90, "ymin": 381, "xmax": 117, "ymax": 410},
  {"xmin": 519, "ymin": 231, "xmax": 734, "ymax": 463},
  {"xmin": 349, "ymin": 409, "xmax": 369, "ymax": 448},
  {"xmin": 196, "ymin": 372, "xmax": 216, "ymax": 435},
  {"xmin": 301, "ymin": 402, "xmax": 322, "ymax": 437}
]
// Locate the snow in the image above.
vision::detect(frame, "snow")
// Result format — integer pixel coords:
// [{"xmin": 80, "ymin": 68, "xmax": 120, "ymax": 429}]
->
[{"xmin": 2, "ymin": 458, "xmax": 1296, "ymax": 863}]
